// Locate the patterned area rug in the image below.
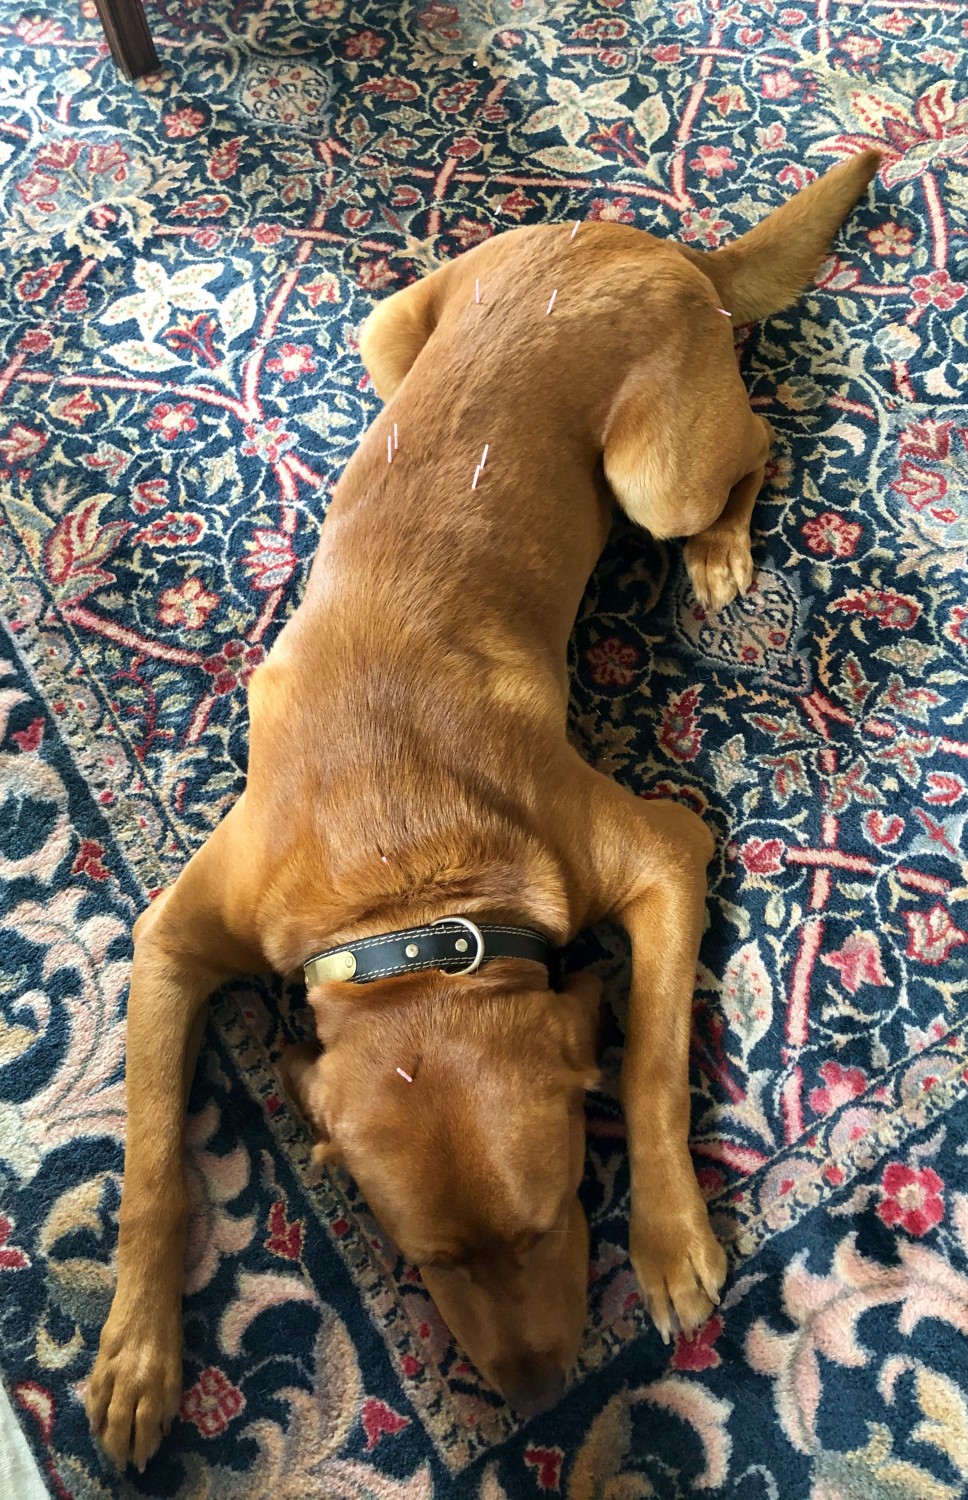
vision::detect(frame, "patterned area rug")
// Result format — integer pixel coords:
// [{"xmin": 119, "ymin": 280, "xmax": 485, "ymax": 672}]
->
[{"xmin": 2, "ymin": 0, "xmax": 968, "ymax": 1493}]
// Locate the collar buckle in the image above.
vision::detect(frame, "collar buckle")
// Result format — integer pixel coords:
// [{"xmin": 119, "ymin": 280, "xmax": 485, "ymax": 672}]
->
[{"xmin": 432, "ymin": 915, "xmax": 484, "ymax": 975}]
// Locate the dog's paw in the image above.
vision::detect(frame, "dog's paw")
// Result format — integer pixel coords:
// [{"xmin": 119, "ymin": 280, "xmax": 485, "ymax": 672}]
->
[
  {"xmin": 629, "ymin": 1206, "xmax": 727, "ymax": 1344},
  {"xmin": 683, "ymin": 532, "xmax": 754, "ymax": 612},
  {"xmin": 85, "ymin": 1307, "xmax": 182, "ymax": 1472}
]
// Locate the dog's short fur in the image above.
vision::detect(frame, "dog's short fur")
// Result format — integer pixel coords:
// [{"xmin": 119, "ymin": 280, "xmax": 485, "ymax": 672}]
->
[{"xmin": 86, "ymin": 151, "xmax": 880, "ymax": 1467}]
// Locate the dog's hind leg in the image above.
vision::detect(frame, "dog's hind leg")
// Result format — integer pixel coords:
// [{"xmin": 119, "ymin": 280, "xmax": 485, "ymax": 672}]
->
[
  {"xmin": 602, "ymin": 274, "xmax": 765, "ymax": 554},
  {"xmin": 683, "ymin": 415, "xmax": 773, "ymax": 611}
]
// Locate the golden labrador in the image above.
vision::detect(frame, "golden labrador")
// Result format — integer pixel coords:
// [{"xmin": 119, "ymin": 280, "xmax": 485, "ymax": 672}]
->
[{"xmin": 86, "ymin": 149, "xmax": 881, "ymax": 1467}]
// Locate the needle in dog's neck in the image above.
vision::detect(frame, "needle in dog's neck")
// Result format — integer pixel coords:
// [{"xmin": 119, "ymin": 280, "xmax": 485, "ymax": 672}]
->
[{"xmin": 471, "ymin": 443, "xmax": 489, "ymax": 491}]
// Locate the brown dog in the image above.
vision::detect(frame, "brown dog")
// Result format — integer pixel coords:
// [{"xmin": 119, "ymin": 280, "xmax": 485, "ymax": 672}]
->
[{"xmin": 86, "ymin": 149, "xmax": 880, "ymax": 1468}]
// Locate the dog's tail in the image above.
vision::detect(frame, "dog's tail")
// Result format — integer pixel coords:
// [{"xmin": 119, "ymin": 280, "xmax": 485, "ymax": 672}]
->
[{"xmin": 687, "ymin": 150, "xmax": 881, "ymax": 324}]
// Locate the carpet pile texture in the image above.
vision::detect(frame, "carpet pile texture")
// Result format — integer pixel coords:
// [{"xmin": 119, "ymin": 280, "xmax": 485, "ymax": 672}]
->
[{"xmin": 1, "ymin": 0, "xmax": 968, "ymax": 1494}]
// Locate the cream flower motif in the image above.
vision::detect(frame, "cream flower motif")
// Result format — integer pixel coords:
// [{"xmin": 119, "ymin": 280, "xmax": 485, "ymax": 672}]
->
[
  {"xmin": 523, "ymin": 77, "xmax": 629, "ymax": 145},
  {"xmin": 210, "ymin": 1298, "xmax": 435, "ymax": 1499},
  {"xmin": 184, "ymin": 1100, "xmax": 256, "ymax": 1296}
]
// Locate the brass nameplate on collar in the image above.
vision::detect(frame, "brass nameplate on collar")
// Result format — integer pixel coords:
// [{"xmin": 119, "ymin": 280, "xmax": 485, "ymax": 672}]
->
[{"xmin": 305, "ymin": 950, "xmax": 357, "ymax": 985}]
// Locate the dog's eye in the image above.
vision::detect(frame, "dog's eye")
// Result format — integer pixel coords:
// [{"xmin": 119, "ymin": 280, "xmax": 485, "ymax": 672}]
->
[
  {"xmin": 419, "ymin": 1250, "xmax": 467, "ymax": 1272},
  {"xmin": 518, "ymin": 1205, "xmax": 570, "ymax": 1251},
  {"xmin": 513, "ymin": 1226, "xmax": 555, "ymax": 1257}
]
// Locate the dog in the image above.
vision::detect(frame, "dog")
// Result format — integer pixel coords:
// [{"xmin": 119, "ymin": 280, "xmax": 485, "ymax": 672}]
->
[{"xmin": 86, "ymin": 148, "xmax": 881, "ymax": 1468}]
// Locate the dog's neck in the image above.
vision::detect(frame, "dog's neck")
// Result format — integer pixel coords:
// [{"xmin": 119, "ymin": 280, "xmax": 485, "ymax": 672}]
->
[
  {"xmin": 355, "ymin": 826, "xmax": 567, "ymax": 934},
  {"xmin": 264, "ymin": 810, "xmax": 571, "ymax": 977}
]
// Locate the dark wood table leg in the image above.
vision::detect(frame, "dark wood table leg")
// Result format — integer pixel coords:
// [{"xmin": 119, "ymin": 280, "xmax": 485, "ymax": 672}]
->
[{"xmin": 91, "ymin": 0, "xmax": 160, "ymax": 80}]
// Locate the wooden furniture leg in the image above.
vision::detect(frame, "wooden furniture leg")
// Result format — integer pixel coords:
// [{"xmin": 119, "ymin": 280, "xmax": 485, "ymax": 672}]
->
[{"xmin": 92, "ymin": 0, "xmax": 160, "ymax": 80}]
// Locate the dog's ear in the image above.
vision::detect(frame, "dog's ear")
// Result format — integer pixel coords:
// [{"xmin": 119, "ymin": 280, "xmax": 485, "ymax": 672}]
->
[
  {"xmin": 305, "ymin": 981, "xmax": 363, "ymax": 1049},
  {"xmin": 358, "ymin": 263, "xmax": 452, "ymax": 399},
  {"xmin": 278, "ymin": 1041, "xmax": 342, "ymax": 1164},
  {"xmin": 556, "ymin": 970, "xmax": 603, "ymax": 1090}
]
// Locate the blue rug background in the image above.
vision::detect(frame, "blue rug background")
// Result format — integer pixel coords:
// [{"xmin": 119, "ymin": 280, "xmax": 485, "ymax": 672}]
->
[{"xmin": 1, "ymin": 0, "xmax": 968, "ymax": 1494}]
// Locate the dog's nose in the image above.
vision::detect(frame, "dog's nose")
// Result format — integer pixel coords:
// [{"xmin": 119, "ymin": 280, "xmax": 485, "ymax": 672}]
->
[
  {"xmin": 500, "ymin": 1361, "xmax": 567, "ymax": 1420},
  {"xmin": 510, "ymin": 1378, "xmax": 565, "ymax": 1420}
]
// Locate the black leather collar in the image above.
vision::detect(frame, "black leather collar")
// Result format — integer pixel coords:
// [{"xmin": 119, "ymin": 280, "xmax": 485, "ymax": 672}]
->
[{"xmin": 303, "ymin": 915, "xmax": 556, "ymax": 988}]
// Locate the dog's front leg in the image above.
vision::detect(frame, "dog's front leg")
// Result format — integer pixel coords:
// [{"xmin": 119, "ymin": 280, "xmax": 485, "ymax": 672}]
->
[
  {"xmin": 85, "ymin": 813, "xmax": 263, "ymax": 1471},
  {"xmin": 584, "ymin": 785, "xmax": 726, "ymax": 1341}
]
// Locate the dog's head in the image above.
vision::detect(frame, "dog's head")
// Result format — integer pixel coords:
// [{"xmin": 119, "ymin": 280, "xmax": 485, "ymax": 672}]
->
[{"xmin": 282, "ymin": 966, "xmax": 601, "ymax": 1416}]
